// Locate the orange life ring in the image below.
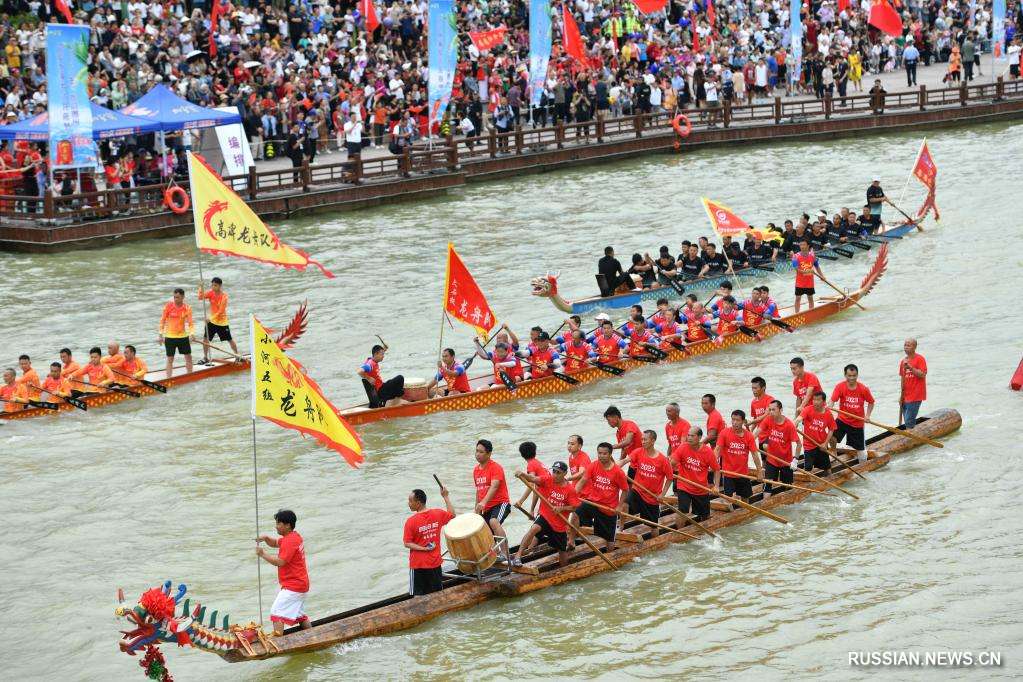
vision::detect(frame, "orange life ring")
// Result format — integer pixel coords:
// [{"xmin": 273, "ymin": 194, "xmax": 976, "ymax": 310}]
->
[
  {"xmin": 164, "ymin": 186, "xmax": 190, "ymax": 214},
  {"xmin": 672, "ymin": 114, "xmax": 692, "ymax": 138}
]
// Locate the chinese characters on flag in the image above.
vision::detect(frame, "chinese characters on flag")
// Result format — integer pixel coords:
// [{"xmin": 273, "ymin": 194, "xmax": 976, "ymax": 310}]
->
[
  {"xmin": 701, "ymin": 197, "xmax": 752, "ymax": 237},
  {"xmin": 444, "ymin": 242, "xmax": 498, "ymax": 340},
  {"xmin": 188, "ymin": 152, "xmax": 334, "ymax": 277},
  {"xmin": 250, "ymin": 315, "xmax": 363, "ymax": 468},
  {"xmin": 470, "ymin": 26, "xmax": 508, "ymax": 52},
  {"xmin": 911, "ymin": 139, "xmax": 940, "ymax": 221}
]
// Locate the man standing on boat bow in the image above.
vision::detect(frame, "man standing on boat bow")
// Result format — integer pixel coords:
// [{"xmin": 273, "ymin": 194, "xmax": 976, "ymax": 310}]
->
[
  {"xmin": 404, "ymin": 486, "xmax": 456, "ymax": 596},
  {"xmin": 256, "ymin": 509, "xmax": 311, "ymax": 636}
]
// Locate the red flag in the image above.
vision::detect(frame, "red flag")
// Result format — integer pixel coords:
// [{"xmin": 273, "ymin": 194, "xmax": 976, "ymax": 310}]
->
[
  {"xmin": 362, "ymin": 0, "xmax": 380, "ymax": 33},
  {"xmin": 691, "ymin": 12, "xmax": 700, "ymax": 53},
  {"xmin": 632, "ymin": 0, "xmax": 666, "ymax": 13},
  {"xmin": 701, "ymin": 197, "xmax": 751, "ymax": 237},
  {"xmin": 838, "ymin": 0, "xmax": 850, "ymax": 10},
  {"xmin": 444, "ymin": 243, "xmax": 498, "ymax": 340},
  {"xmin": 869, "ymin": 0, "xmax": 903, "ymax": 37},
  {"xmin": 209, "ymin": 0, "xmax": 219, "ymax": 56},
  {"xmin": 470, "ymin": 26, "xmax": 508, "ymax": 52},
  {"xmin": 911, "ymin": 140, "xmax": 940, "ymax": 220},
  {"xmin": 562, "ymin": 5, "xmax": 586, "ymax": 64},
  {"xmin": 706, "ymin": 0, "xmax": 715, "ymax": 26},
  {"xmin": 55, "ymin": 0, "xmax": 74, "ymax": 23}
]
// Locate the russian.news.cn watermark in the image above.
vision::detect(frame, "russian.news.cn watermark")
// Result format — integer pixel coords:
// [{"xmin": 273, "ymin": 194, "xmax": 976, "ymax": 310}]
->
[{"xmin": 849, "ymin": 651, "xmax": 1003, "ymax": 668}]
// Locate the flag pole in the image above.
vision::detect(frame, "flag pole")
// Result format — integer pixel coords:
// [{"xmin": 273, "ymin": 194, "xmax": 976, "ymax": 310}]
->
[
  {"xmin": 897, "ymin": 138, "xmax": 924, "ymax": 209},
  {"xmin": 251, "ymin": 418, "xmax": 264, "ymax": 625},
  {"xmin": 721, "ymin": 246, "xmax": 746, "ymax": 301},
  {"xmin": 439, "ymin": 244, "xmax": 451, "ymax": 362}
]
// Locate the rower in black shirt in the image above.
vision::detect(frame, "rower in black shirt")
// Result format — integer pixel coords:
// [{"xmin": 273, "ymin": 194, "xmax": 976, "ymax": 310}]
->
[
  {"xmin": 675, "ymin": 240, "xmax": 692, "ymax": 266},
  {"xmin": 726, "ymin": 242, "xmax": 749, "ymax": 269},
  {"xmin": 857, "ymin": 205, "xmax": 876, "ymax": 235},
  {"xmin": 701, "ymin": 243, "xmax": 728, "ymax": 276},
  {"xmin": 679, "ymin": 244, "xmax": 704, "ymax": 279},
  {"xmin": 809, "ymin": 223, "xmax": 829, "ymax": 252},
  {"xmin": 648, "ymin": 250, "xmax": 681, "ymax": 287},
  {"xmin": 598, "ymin": 246, "xmax": 635, "ymax": 296},
  {"xmin": 825, "ymin": 215, "xmax": 847, "ymax": 244},
  {"xmin": 628, "ymin": 253, "xmax": 656, "ymax": 288},
  {"xmin": 746, "ymin": 235, "xmax": 778, "ymax": 266}
]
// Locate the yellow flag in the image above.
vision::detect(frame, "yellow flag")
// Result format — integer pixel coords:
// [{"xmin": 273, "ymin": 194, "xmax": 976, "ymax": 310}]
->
[
  {"xmin": 188, "ymin": 152, "xmax": 334, "ymax": 277},
  {"xmin": 250, "ymin": 315, "xmax": 362, "ymax": 467}
]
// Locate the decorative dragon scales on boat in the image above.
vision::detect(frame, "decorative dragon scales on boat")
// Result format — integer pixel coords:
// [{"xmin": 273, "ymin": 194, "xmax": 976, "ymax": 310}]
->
[
  {"xmin": 530, "ymin": 273, "xmax": 575, "ymax": 313},
  {"xmin": 116, "ymin": 581, "xmax": 278, "ymax": 679}
]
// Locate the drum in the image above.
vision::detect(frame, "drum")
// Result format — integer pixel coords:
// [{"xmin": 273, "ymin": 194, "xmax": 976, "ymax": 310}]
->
[
  {"xmin": 443, "ymin": 513, "xmax": 497, "ymax": 574},
  {"xmin": 402, "ymin": 377, "xmax": 429, "ymax": 402}
]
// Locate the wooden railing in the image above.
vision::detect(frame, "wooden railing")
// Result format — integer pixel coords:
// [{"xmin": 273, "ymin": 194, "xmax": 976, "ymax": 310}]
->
[{"xmin": 6, "ymin": 76, "xmax": 1020, "ymax": 223}]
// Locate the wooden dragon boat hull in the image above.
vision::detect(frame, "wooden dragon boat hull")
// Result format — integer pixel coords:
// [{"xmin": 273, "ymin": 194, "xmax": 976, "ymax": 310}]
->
[
  {"xmin": 558, "ymin": 223, "xmax": 915, "ymax": 315},
  {"xmin": 339, "ymin": 243, "xmax": 889, "ymax": 426},
  {"xmin": 0, "ymin": 357, "xmax": 249, "ymax": 421},
  {"xmin": 222, "ymin": 407, "xmax": 961, "ymax": 662}
]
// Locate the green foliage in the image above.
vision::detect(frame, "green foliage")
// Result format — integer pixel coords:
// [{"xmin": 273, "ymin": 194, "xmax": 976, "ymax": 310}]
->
[{"xmin": 5, "ymin": 13, "xmax": 41, "ymax": 28}]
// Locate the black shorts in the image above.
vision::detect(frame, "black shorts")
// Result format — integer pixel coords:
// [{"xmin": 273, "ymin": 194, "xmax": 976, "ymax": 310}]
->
[
  {"xmin": 722, "ymin": 476, "xmax": 753, "ymax": 499},
  {"xmin": 834, "ymin": 419, "xmax": 865, "ymax": 450},
  {"xmin": 164, "ymin": 336, "xmax": 191, "ymax": 357},
  {"xmin": 534, "ymin": 514, "xmax": 569, "ymax": 552},
  {"xmin": 626, "ymin": 488, "xmax": 660, "ymax": 523},
  {"xmin": 803, "ymin": 447, "xmax": 831, "ymax": 472},
  {"xmin": 481, "ymin": 502, "xmax": 510, "ymax": 525},
  {"xmin": 576, "ymin": 502, "xmax": 617, "ymax": 542},
  {"xmin": 870, "ymin": 214, "xmax": 882, "ymax": 230},
  {"xmin": 674, "ymin": 489, "xmax": 711, "ymax": 520},
  {"xmin": 763, "ymin": 461, "xmax": 794, "ymax": 493},
  {"xmin": 205, "ymin": 322, "xmax": 233, "ymax": 342},
  {"xmin": 409, "ymin": 566, "xmax": 443, "ymax": 596},
  {"xmin": 795, "ymin": 286, "xmax": 816, "ymax": 296}
]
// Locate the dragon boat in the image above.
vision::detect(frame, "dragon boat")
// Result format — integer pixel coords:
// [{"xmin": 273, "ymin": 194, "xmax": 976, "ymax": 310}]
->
[
  {"xmin": 533, "ymin": 224, "xmax": 916, "ymax": 315},
  {"xmin": 339, "ymin": 244, "xmax": 889, "ymax": 426},
  {"xmin": 0, "ymin": 304, "xmax": 308, "ymax": 421},
  {"xmin": 114, "ymin": 408, "xmax": 961, "ymax": 672}
]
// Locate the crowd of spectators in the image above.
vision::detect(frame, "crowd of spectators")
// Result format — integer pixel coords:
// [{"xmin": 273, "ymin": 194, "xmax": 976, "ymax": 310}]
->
[{"xmin": 0, "ymin": 0, "xmax": 1019, "ymax": 209}]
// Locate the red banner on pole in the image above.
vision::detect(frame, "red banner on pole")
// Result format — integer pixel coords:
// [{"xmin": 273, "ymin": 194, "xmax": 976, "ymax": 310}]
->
[
  {"xmin": 470, "ymin": 26, "xmax": 508, "ymax": 52},
  {"xmin": 362, "ymin": 0, "xmax": 380, "ymax": 33},
  {"xmin": 562, "ymin": 6, "xmax": 587, "ymax": 65},
  {"xmin": 701, "ymin": 197, "xmax": 752, "ymax": 237},
  {"xmin": 869, "ymin": 0, "xmax": 903, "ymax": 37},
  {"xmin": 444, "ymin": 243, "xmax": 498, "ymax": 340},
  {"xmin": 912, "ymin": 140, "xmax": 940, "ymax": 221}
]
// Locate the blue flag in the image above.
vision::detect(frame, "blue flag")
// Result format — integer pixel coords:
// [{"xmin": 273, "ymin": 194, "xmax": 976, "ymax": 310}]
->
[
  {"xmin": 992, "ymin": 0, "xmax": 1007, "ymax": 59},
  {"xmin": 46, "ymin": 23, "xmax": 96, "ymax": 169},
  {"xmin": 529, "ymin": 0, "xmax": 552, "ymax": 107},
  {"xmin": 790, "ymin": 2, "xmax": 803, "ymax": 84},
  {"xmin": 428, "ymin": 0, "xmax": 457, "ymax": 127}
]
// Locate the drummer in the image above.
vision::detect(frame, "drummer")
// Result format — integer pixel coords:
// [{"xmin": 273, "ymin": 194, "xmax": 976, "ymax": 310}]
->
[
  {"xmin": 403, "ymin": 486, "xmax": 456, "ymax": 596},
  {"xmin": 512, "ymin": 461, "xmax": 580, "ymax": 568},
  {"xmin": 473, "ymin": 439, "xmax": 512, "ymax": 561},
  {"xmin": 427, "ymin": 348, "xmax": 471, "ymax": 398},
  {"xmin": 358, "ymin": 343, "xmax": 406, "ymax": 408}
]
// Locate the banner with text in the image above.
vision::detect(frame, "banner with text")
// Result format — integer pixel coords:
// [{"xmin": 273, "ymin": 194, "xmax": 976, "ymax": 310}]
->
[
  {"xmin": 428, "ymin": 0, "xmax": 457, "ymax": 126},
  {"xmin": 529, "ymin": 0, "xmax": 552, "ymax": 107},
  {"xmin": 46, "ymin": 24, "xmax": 97, "ymax": 169}
]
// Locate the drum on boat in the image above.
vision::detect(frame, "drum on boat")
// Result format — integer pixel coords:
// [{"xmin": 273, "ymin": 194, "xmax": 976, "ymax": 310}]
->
[
  {"xmin": 443, "ymin": 513, "xmax": 497, "ymax": 574},
  {"xmin": 402, "ymin": 377, "xmax": 430, "ymax": 402}
]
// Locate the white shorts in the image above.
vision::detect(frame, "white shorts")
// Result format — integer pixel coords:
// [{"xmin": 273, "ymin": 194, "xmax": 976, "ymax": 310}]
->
[{"xmin": 270, "ymin": 588, "xmax": 308, "ymax": 625}]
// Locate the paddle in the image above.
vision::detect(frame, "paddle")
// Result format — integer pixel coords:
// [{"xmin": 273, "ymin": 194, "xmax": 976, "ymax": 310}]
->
[
  {"xmin": 517, "ymin": 475, "xmax": 618, "ymax": 570},
  {"xmin": 518, "ymin": 357, "xmax": 579, "ymax": 385},
  {"xmin": 760, "ymin": 447, "xmax": 860, "ymax": 500},
  {"xmin": 110, "ymin": 369, "xmax": 167, "ymax": 393},
  {"xmin": 725, "ymin": 470, "xmax": 837, "ymax": 497},
  {"xmin": 674, "ymin": 475, "xmax": 788, "ymax": 524},
  {"xmin": 817, "ymin": 273, "xmax": 867, "ymax": 311},
  {"xmin": 815, "ymin": 252, "xmax": 839, "ymax": 261},
  {"xmin": 749, "ymin": 264, "xmax": 775, "ymax": 272},
  {"xmin": 69, "ymin": 379, "xmax": 140, "ymax": 397},
  {"xmin": 847, "ymin": 240, "xmax": 871, "ymax": 250},
  {"xmin": 736, "ymin": 324, "xmax": 763, "ymax": 342},
  {"xmin": 0, "ymin": 397, "xmax": 59, "ymax": 411},
  {"xmin": 28, "ymin": 385, "xmax": 87, "ymax": 411},
  {"xmin": 598, "ymin": 351, "xmax": 657, "ymax": 365},
  {"xmin": 865, "ymin": 234, "xmax": 900, "ymax": 243},
  {"xmin": 577, "ymin": 358, "xmax": 625, "ymax": 376},
  {"xmin": 889, "ymin": 203, "xmax": 923, "ymax": 231},
  {"xmin": 792, "ymin": 429, "xmax": 868, "ymax": 484},
  {"xmin": 204, "ymin": 340, "xmax": 245, "ymax": 361},
  {"xmin": 497, "ymin": 369, "xmax": 517, "ymax": 391},
  {"xmin": 826, "ymin": 407, "xmax": 944, "ymax": 448},
  {"xmin": 432, "ymin": 474, "xmax": 444, "ymax": 489},
  {"xmin": 898, "ymin": 359, "xmax": 906, "ymax": 426},
  {"xmin": 664, "ymin": 277, "xmax": 686, "ymax": 295},
  {"xmin": 511, "ymin": 503, "xmax": 534, "ymax": 520},
  {"xmin": 624, "ymin": 473, "xmax": 720, "ymax": 539},
  {"xmin": 584, "ymin": 499, "xmax": 699, "ymax": 540},
  {"xmin": 463, "ymin": 335, "xmax": 496, "ymax": 370},
  {"xmin": 832, "ymin": 247, "xmax": 854, "ymax": 258}
]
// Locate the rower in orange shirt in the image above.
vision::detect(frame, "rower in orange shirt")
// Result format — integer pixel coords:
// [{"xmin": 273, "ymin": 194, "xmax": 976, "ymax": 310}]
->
[
  {"xmin": 59, "ymin": 347, "xmax": 81, "ymax": 378},
  {"xmin": 15, "ymin": 354, "xmax": 41, "ymax": 401},
  {"xmin": 1, "ymin": 367, "xmax": 29, "ymax": 412},
  {"xmin": 198, "ymin": 277, "xmax": 239, "ymax": 364},
  {"xmin": 39, "ymin": 362, "xmax": 73, "ymax": 402},
  {"xmin": 158, "ymin": 288, "xmax": 195, "ymax": 378},
  {"xmin": 69, "ymin": 347, "xmax": 116, "ymax": 396},
  {"xmin": 109, "ymin": 345, "xmax": 148, "ymax": 388},
  {"xmin": 100, "ymin": 342, "xmax": 125, "ymax": 370}
]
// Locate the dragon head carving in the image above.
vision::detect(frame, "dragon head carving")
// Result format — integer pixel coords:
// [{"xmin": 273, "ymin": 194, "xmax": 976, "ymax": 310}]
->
[
  {"xmin": 117, "ymin": 582, "xmax": 193, "ymax": 655},
  {"xmin": 530, "ymin": 272, "xmax": 560, "ymax": 298}
]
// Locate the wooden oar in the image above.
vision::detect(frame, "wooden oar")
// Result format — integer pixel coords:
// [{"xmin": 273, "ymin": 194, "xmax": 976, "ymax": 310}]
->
[
  {"xmin": 584, "ymin": 499, "xmax": 699, "ymax": 540},
  {"xmin": 28, "ymin": 385, "xmax": 87, "ymax": 411},
  {"xmin": 432, "ymin": 474, "xmax": 444, "ymax": 489},
  {"xmin": 518, "ymin": 357, "xmax": 579, "ymax": 385},
  {"xmin": 791, "ymin": 429, "xmax": 867, "ymax": 483},
  {"xmin": 511, "ymin": 503, "xmax": 534, "ymax": 520},
  {"xmin": 674, "ymin": 475, "xmax": 788, "ymax": 524},
  {"xmin": 826, "ymin": 407, "xmax": 944, "ymax": 448},
  {"xmin": 624, "ymin": 473, "xmax": 721, "ymax": 539},
  {"xmin": 597, "ymin": 352, "xmax": 656, "ymax": 365},
  {"xmin": 815, "ymin": 252, "xmax": 839, "ymax": 261},
  {"xmin": 749, "ymin": 263, "xmax": 775, "ymax": 272},
  {"xmin": 69, "ymin": 379, "xmax": 140, "ymax": 397},
  {"xmin": 898, "ymin": 359, "xmax": 906, "ymax": 426},
  {"xmin": 517, "ymin": 476, "xmax": 618, "ymax": 570},
  {"xmin": 760, "ymin": 448, "xmax": 860, "ymax": 500},
  {"xmin": 110, "ymin": 369, "xmax": 167, "ymax": 393},
  {"xmin": 0, "ymin": 397, "xmax": 59, "ymax": 411},
  {"xmin": 497, "ymin": 369, "xmax": 517, "ymax": 391},
  {"xmin": 204, "ymin": 340, "xmax": 245, "ymax": 360},
  {"xmin": 890, "ymin": 203, "xmax": 923, "ymax": 231},
  {"xmin": 577, "ymin": 358, "xmax": 625, "ymax": 376},
  {"xmin": 817, "ymin": 273, "xmax": 867, "ymax": 311},
  {"xmin": 847, "ymin": 240, "xmax": 871, "ymax": 250},
  {"xmin": 832, "ymin": 246, "xmax": 854, "ymax": 258},
  {"xmin": 726, "ymin": 470, "xmax": 837, "ymax": 497}
]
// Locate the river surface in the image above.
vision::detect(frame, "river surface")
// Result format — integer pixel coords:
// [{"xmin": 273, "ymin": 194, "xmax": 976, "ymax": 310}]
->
[{"xmin": 2, "ymin": 121, "xmax": 1022, "ymax": 681}]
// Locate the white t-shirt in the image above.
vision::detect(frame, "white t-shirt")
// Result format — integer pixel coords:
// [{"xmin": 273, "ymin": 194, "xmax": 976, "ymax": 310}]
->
[
  {"xmin": 344, "ymin": 120, "xmax": 363, "ymax": 143},
  {"xmin": 705, "ymin": 82, "xmax": 719, "ymax": 102}
]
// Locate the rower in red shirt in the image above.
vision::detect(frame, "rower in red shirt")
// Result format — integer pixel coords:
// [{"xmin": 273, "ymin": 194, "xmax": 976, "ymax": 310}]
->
[
  {"xmin": 757, "ymin": 400, "xmax": 802, "ymax": 495},
  {"xmin": 795, "ymin": 391, "xmax": 838, "ymax": 473},
  {"xmin": 623, "ymin": 315, "xmax": 660, "ymax": 359},
  {"xmin": 15, "ymin": 354, "xmax": 41, "ymax": 401},
  {"xmin": 109, "ymin": 345, "xmax": 148, "ymax": 388},
  {"xmin": 69, "ymin": 347, "xmax": 116, "ymax": 396},
  {"xmin": 100, "ymin": 342, "xmax": 125, "ymax": 370},
  {"xmin": 513, "ymin": 441, "xmax": 548, "ymax": 515},
  {"xmin": 604, "ymin": 405, "xmax": 643, "ymax": 475},
  {"xmin": 39, "ymin": 362, "xmax": 73, "ymax": 403},
  {"xmin": 671, "ymin": 426, "xmax": 721, "ymax": 526},
  {"xmin": 712, "ymin": 296, "xmax": 745, "ymax": 337},
  {"xmin": 513, "ymin": 461, "xmax": 580, "ymax": 566},
  {"xmin": 664, "ymin": 401, "xmax": 692, "ymax": 454},
  {"xmin": 427, "ymin": 347, "xmax": 471, "ymax": 397},
  {"xmin": 701, "ymin": 393, "xmax": 727, "ymax": 449},
  {"xmin": 359, "ymin": 342, "xmax": 407, "ymax": 408},
  {"xmin": 255, "ymin": 509, "xmax": 311, "ymax": 636},
  {"xmin": 403, "ymin": 485, "xmax": 456, "ymax": 596},
  {"xmin": 678, "ymin": 302, "xmax": 714, "ymax": 342},
  {"xmin": 738, "ymin": 286, "xmax": 778, "ymax": 327},
  {"xmin": 518, "ymin": 332, "xmax": 562, "ymax": 380},
  {"xmin": 575, "ymin": 442, "xmax": 629, "ymax": 549},
  {"xmin": 648, "ymin": 298, "xmax": 675, "ymax": 329},
  {"xmin": 899, "ymin": 337, "xmax": 928, "ymax": 427},
  {"xmin": 558, "ymin": 329, "xmax": 597, "ymax": 372},
  {"xmin": 472, "ymin": 439, "xmax": 511, "ymax": 558},
  {"xmin": 59, "ymin": 348, "xmax": 80, "ymax": 378},
  {"xmin": 790, "ymin": 356, "xmax": 822, "ymax": 413},
  {"xmin": 566, "ymin": 434, "xmax": 591, "ymax": 482},
  {"xmin": 828, "ymin": 363, "xmax": 876, "ymax": 464},
  {"xmin": 716, "ymin": 410, "xmax": 764, "ymax": 502},
  {"xmin": 474, "ymin": 339, "xmax": 524, "ymax": 387},
  {"xmin": 792, "ymin": 239, "xmax": 824, "ymax": 313},
  {"xmin": 625, "ymin": 430, "xmax": 674, "ymax": 537},
  {"xmin": 748, "ymin": 376, "xmax": 775, "ymax": 441},
  {"xmin": 653, "ymin": 313, "xmax": 686, "ymax": 351},
  {"xmin": 588, "ymin": 320, "xmax": 627, "ymax": 363},
  {"xmin": 1, "ymin": 368, "xmax": 29, "ymax": 412}
]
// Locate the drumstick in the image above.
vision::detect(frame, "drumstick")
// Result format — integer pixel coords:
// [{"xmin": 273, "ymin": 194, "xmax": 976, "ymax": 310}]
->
[{"xmin": 433, "ymin": 474, "xmax": 444, "ymax": 489}]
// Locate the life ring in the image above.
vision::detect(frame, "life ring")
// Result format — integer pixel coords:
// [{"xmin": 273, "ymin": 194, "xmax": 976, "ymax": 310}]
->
[
  {"xmin": 672, "ymin": 114, "xmax": 692, "ymax": 138},
  {"xmin": 164, "ymin": 186, "xmax": 190, "ymax": 214}
]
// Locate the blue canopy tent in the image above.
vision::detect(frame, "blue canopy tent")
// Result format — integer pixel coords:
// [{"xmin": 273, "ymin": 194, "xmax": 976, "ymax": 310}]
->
[
  {"xmin": 119, "ymin": 84, "xmax": 241, "ymax": 131},
  {"xmin": 0, "ymin": 101, "xmax": 161, "ymax": 141}
]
